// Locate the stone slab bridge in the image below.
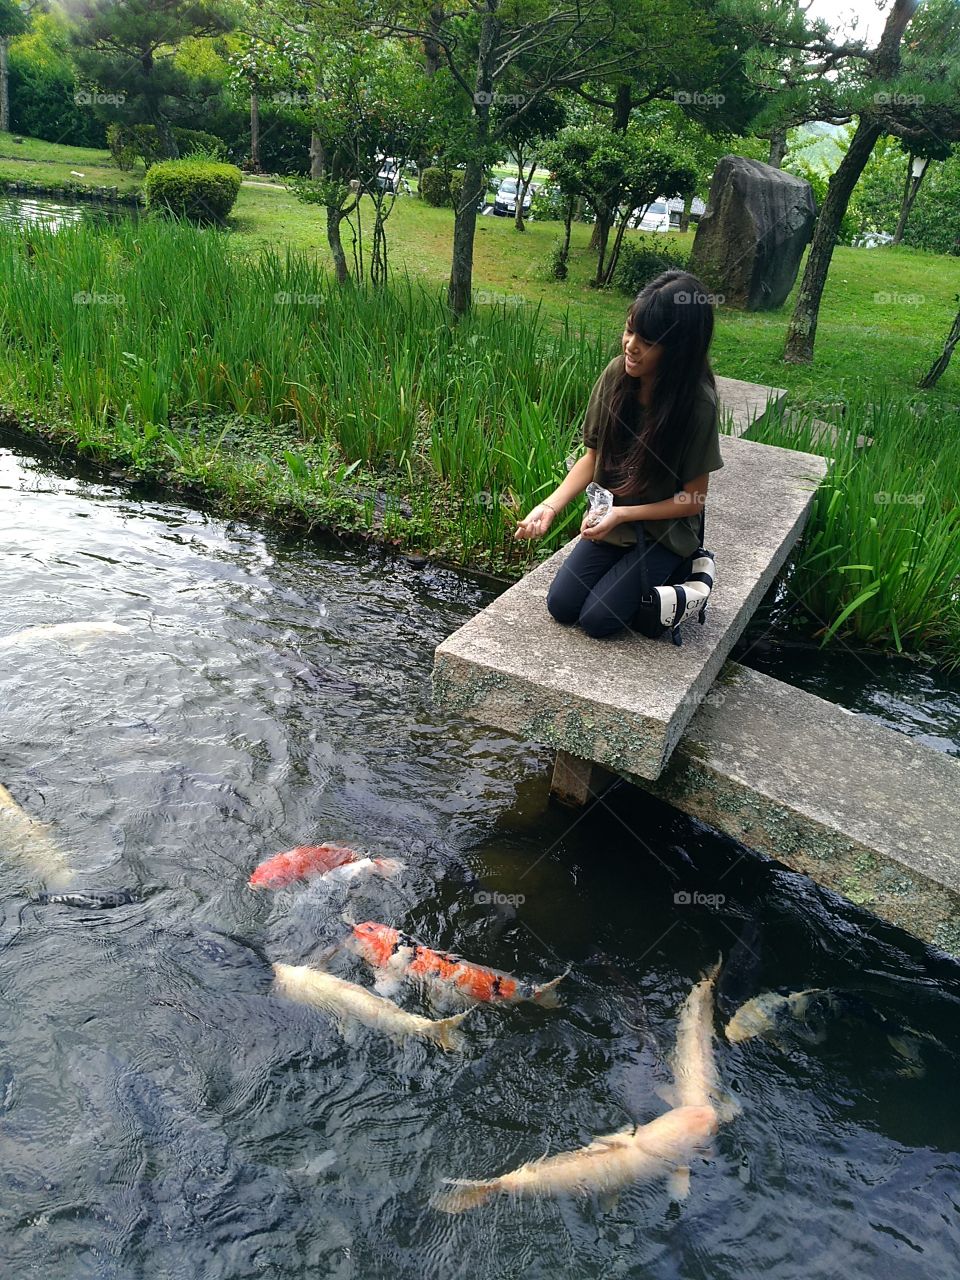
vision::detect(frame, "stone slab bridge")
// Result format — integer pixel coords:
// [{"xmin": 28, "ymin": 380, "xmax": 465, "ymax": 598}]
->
[{"xmin": 432, "ymin": 375, "xmax": 960, "ymax": 962}]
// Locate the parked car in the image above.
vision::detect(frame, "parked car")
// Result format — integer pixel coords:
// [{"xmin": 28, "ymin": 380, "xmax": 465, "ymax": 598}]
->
[
  {"xmin": 853, "ymin": 231, "xmax": 894, "ymax": 248},
  {"xmin": 629, "ymin": 199, "xmax": 671, "ymax": 232},
  {"xmin": 493, "ymin": 177, "xmax": 533, "ymax": 217}
]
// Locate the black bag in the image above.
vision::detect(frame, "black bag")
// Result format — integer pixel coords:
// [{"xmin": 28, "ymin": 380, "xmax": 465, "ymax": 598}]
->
[{"xmin": 632, "ymin": 510, "xmax": 716, "ymax": 646}]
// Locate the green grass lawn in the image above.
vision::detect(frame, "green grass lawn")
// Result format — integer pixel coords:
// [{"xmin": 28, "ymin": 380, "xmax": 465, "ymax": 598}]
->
[
  {"xmin": 229, "ymin": 181, "xmax": 960, "ymax": 413},
  {"xmin": 0, "ymin": 132, "xmax": 143, "ymax": 194}
]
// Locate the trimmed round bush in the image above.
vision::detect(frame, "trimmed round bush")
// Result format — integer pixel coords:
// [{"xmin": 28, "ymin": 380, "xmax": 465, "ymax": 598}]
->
[
  {"xmin": 144, "ymin": 158, "xmax": 242, "ymax": 223},
  {"xmin": 419, "ymin": 166, "xmax": 450, "ymax": 207}
]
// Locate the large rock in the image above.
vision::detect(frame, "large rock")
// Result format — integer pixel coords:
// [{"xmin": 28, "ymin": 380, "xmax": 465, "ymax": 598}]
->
[{"xmin": 688, "ymin": 156, "xmax": 816, "ymax": 311}]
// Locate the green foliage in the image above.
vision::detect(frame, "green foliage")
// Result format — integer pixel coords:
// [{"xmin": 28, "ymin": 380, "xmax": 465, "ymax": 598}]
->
[
  {"xmin": 903, "ymin": 151, "xmax": 960, "ymax": 255},
  {"xmin": 447, "ymin": 170, "xmax": 464, "ymax": 208},
  {"xmin": 783, "ymin": 154, "xmax": 859, "ymax": 245},
  {"xmin": 530, "ymin": 185, "xmax": 565, "ymax": 222},
  {"xmin": 172, "ymin": 127, "xmax": 226, "ymax": 159},
  {"xmin": 419, "ymin": 166, "xmax": 450, "ymax": 207},
  {"xmin": 750, "ymin": 393, "xmax": 960, "ymax": 663},
  {"xmin": 8, "ymin": 13, "xmax": 104, "ymax": 148},
  {"xmin": 143, "ymin": 158, "xmax": 241, "ymax": 222},
  {"xmin": 613, "ymin": 234, "xmax": 689, "ymax": 295},
  {"xmin": 540, "ymin": 236, "xmax": 568, "ymax": 281}
]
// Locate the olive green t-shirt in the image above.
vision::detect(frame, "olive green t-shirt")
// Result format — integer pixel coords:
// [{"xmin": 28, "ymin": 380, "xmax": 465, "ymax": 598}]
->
[{"xmin": 580, "ymin": 353, "xmax": 723, "ymax": 558}]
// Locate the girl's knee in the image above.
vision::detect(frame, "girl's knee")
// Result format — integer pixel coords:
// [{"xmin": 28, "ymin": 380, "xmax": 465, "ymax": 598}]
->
[
  {"xmin": 577, "ymin": 601, "xmax": 625, "ymax": 639},
  {"xmin": 546, "ymin": 580, "xmax": 579, "ymax": 625}
]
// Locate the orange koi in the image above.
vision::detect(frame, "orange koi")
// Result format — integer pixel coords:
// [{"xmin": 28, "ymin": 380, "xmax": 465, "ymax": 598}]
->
[
  {"xmin": 348, "ymin": 921, "xmax": 565, "ymax": 1007},
  {"xmin": 249, "ymin": 844, "xmax": 403, "ymax": 890}
]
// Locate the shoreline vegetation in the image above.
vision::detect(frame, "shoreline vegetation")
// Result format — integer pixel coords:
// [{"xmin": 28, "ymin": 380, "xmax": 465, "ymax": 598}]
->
[{"xmin": 0, "ymin": 166, "xmax": 958, "ymax": 665}]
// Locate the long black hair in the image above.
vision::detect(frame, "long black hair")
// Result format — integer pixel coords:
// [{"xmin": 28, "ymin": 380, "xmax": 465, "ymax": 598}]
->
[{"xmin": 602, "ymin": 270, "xmax": 717, "ymax": 496}]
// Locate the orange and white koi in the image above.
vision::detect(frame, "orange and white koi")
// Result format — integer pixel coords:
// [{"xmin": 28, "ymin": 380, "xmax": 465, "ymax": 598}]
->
[
  {"xmin": 348, "ymin": 920, "xmax": 565, "ymax": 1008},
  {"xmin": 249, "ymin": 844, "xmax": 403, "ymax": 890}
]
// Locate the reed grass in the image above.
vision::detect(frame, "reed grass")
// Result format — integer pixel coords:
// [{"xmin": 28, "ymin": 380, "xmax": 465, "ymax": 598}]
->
[
  {"xmin": 748, "ymin": 393, "xmax": 960, "ymax": 666},
  {"xmin": 0, "ymin": 217, "xmax": 957, "ymax": 665}
]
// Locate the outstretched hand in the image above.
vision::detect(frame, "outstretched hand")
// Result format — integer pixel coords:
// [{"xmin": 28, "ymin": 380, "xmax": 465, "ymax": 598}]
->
[
  {"xmin": 579, "ymin": 508, "xmax": 621, "ymax": 540},
  {"xmin": 514, "ymin": 503, "xmax": 557, "ymax": 540}
]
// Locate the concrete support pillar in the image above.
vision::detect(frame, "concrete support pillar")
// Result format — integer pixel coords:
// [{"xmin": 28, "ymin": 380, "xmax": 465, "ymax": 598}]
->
[{"xmin": 550, "ymin": 750, "xmax": 615, "ymax": 807}]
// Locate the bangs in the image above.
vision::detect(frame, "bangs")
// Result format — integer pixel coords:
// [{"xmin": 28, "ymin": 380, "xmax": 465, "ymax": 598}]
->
[{"xmin": 627, "ymin": 296, "xmax": 672, "ymax": 345}]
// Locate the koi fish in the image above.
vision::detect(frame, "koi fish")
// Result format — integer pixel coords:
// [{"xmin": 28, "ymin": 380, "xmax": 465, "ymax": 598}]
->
[
  {"xmin": 0, "ymin": 782, "xmax": 74, "ymax": 890},
  {"xmin": 348, "ymin": 921, "xmax": 566, "ymax": 1008},
  {"xmin": 0, "ymin": 621, "xmax": 130, "ymax": 650},
  {"xmin": 271, "ymin": 961, "xmax": 468, "ymax": 1051},
  {"xmin": 724, "ymin": 988, "xmax": 827, "ymax": 1044},
  {"xmin": 248, "ymin": 844, "xmax": 403, "ymax": 890},
  {"xmin": 724, "ymin": 987, "xmax": 943, "ymax": 1077},
  {"xmin": 659, "ymin": 959, "xmax": 740, "ymax": 1147},
  {"xmin": 432, "ymin": 1104, "xmax": 718, "ymax": 1213}
]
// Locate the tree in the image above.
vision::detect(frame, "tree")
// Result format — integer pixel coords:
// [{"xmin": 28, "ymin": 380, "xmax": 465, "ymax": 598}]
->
[
  {"xmin": 359, "ymin": 0, "xmax": 713, "ymax": 316},
  {"xmin": 495, "ymin": 91, "xmax": 566, "ymax": 231},
  {"xmin": 918, "ymin": 292, "xmax": 960, "ymax": 388},
  {"xmin": 0, "ymin": 0, "xmax": 30, "ymax": 134},
  {"xmin": 290, "ymin": 35, "xmax": 437, "ymax": 286},
  {"xmin": 780, "ymin": 0, "xmax": 960, "ymax": 362},
  {"xmin": 69, "ymin": 0, "xmax": 232, "ymax": 158}
]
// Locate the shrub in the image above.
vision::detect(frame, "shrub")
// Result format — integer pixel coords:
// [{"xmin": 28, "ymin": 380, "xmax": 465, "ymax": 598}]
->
[
  {"xmin": 106, "ymin": 123, "xmax": 166, "ymax": 170},
  {"xmin": 172, "ymin": 128, "xmax": 227, "ymax": 160},
  {"xmin": 8, "ymin": 57, "xmax": 105, "ymax": 148},
  {"xmin": 530, "ymin": 185, "xmax": 565, "ymax": 222},
  {"xmin": 614, "ymin": 234, "xmax": 689, "ymax": 295},
  {"xmin": 419, "ymin": 166, "xmax": 450, "ymax": 207},
  {"xmin": 448, "ymin": 170, "xmax": 464, "ymax": 208},
  {"xmin": 542, "ymin": 236, "xmax": 568, "ymax": 280},
  {"xmin": 144, "ymin": 158, "xmax": 242, "ymax": 223}
]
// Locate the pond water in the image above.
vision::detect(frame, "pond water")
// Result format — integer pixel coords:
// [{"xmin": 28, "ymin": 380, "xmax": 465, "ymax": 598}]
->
[
  {"xmin": 1, "ymin": 434, "xmax": 958, "ymax": 1280},
  {"xmin": 0, "ymin": 194, "xmax": 136, "ymax": 231}
]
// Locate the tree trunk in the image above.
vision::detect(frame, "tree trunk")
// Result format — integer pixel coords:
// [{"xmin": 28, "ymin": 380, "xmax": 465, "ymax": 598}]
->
[
  {"xmin": 783, "ymin": 117, "xmax": 882, "ymax": 363},
  {"xmin": 918, "ymin": 303, "xmax": 960, "ymax": 388},
  {"xmin": 614, "ymin": 82, "xmax": 631, "ymax": 132},
  {"xmin": 310, "ymin": 130, "xmax": 324, "ymax": 179},
  {"xmin": 0, "ymin": 39, "xmax": 9, "ymax": 136},
  {"xmin": 783, "ymin": 0, "xmax": 918, "ymax": 363},
  {"xmin": 448, "ymin": 154, "xmax": 485, "ymax": 314},
  {"xmin": 594, "ymin": 211, "xmax": 612, "ymax": 286},
  {"xmin": 447, "ymin": 2, "xmax": 498, "ymax": 317},
  {"xmin": 326, "ymin": 204, "xmax": 349, "ymax": 285},
  {"xmin": 602, "ymin": 211, "xmax": 630, "ymax": 285},
  {"xmin": 768, "ymin": 126, "xmax": 787, "ymax": 169},
  {"xmin": 250, "ymin": 91, "xmax": 261, "ymax": 172},
  {"xmin": 561, "ymin": 196, "xmax": 573, "ymax": 262},
  {"xmin": 892, "ymin": 154, "xmax": 928, "ymax": 244},
  {"xmin": 515, "ymin": 154, "xmax": 536, "ymax": 231},
  {"xmin": 679, "ymin": 191, "xmax": 692, "ymax": 234}
]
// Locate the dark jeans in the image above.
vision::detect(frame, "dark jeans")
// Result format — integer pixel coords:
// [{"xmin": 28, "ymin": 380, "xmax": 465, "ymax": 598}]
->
[{"xmin": 546, "ymin": 527, "xmax": 686, "ymax": 639}]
